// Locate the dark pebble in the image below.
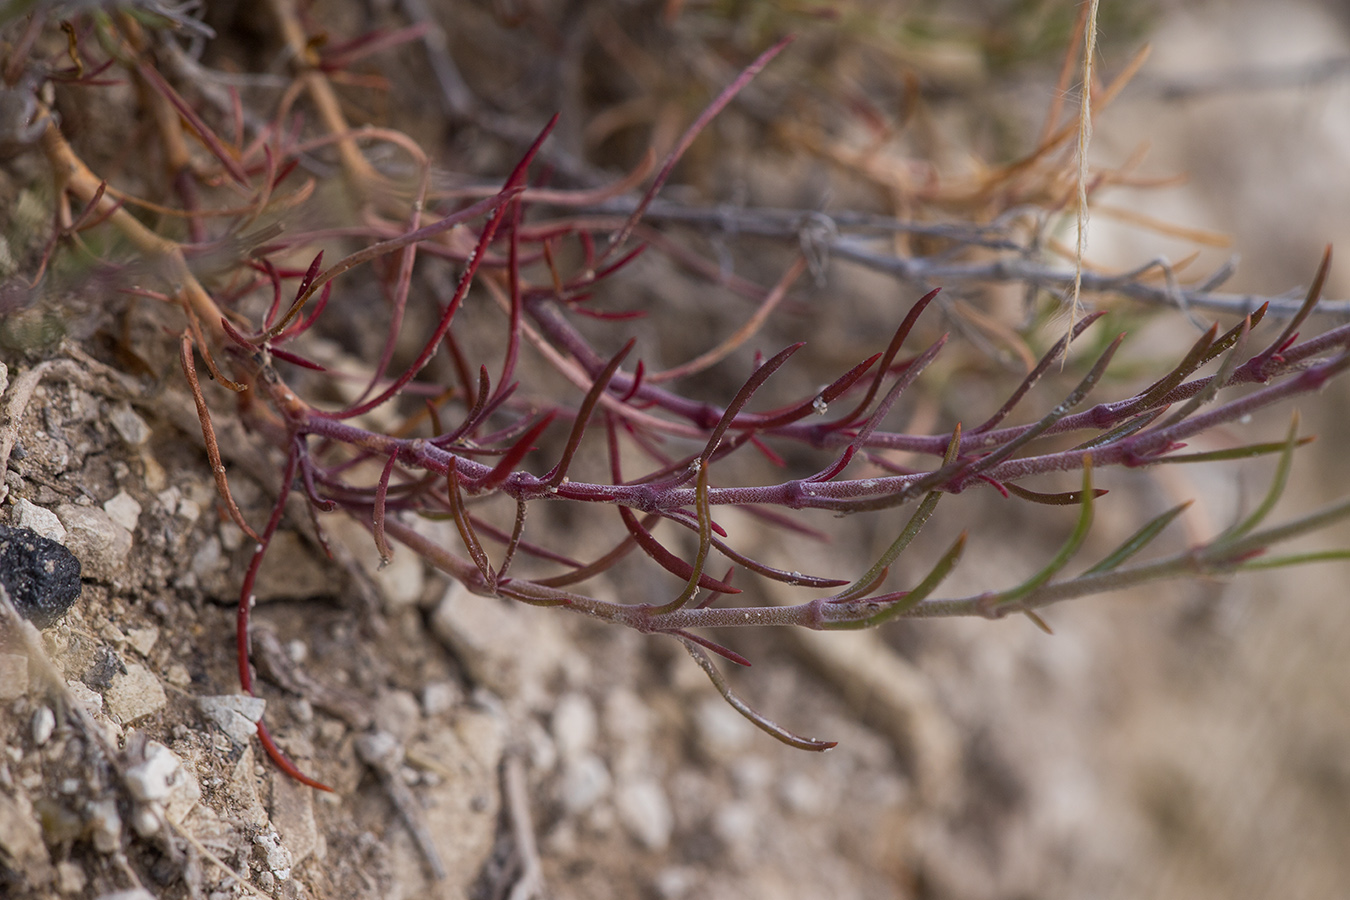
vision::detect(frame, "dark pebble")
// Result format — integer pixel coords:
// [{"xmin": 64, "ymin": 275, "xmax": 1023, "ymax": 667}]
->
[
  {"xmin": 0, "ymin": 524, "xmax": 82, "ymax": 628},
  {"xmin": 83, "ymin": 645, "xmax": 126, "ymax": 689}
]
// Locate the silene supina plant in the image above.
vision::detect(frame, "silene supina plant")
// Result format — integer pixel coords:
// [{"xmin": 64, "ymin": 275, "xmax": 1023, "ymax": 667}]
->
[{"xmin": 10, "ymin": 5, "xmax": 1350, "ymax": 791}]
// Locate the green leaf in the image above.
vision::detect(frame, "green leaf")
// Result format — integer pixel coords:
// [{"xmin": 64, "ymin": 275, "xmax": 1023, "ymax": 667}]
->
[
  {"xmin": 1219, "ymin": 414, "xmax": 1300, "ymax": 542},
  {"xmin": 994, "ymin": 459, "xmax": 1095, "ymax": 607},
  {"xmin": 1237, "ymin": 549, "xmax": 1350, "ymax": 571},
  {"xmin": 1083, "ymin": 501, "xmax": 1190, "ymax": 575},
  {"xmin": 831, "ymin": 427, "xmax": 960, "ymax": 602},
  {"xmin": 1151, "ymin": 437, "xmax": 1314, "ymax": 464}
]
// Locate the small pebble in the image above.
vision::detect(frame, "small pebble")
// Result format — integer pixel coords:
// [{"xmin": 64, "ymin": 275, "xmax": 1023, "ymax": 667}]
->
[
  {"xmin": 421, "ymin": 680, "xmax": 459, "ymax": 718},
  {"xmin": 55, "ymin": 860, "xmax": 86, "ymax": 894},
  {"xmin": 254, "ymin": 829, "xmax": 293, "ymax": 881},
  {"xmin": 615, "ymin": 778, "xmax": 674, "ymax": 851},
  {"xmin": 155, "ymin": 486, "xmax": 181, "ymax": 513},
  {"xmin": 189, "ymin": 536, "xmax": 223, "ymax": 579},
  {"xmin": 0, "ymin": 524, "xmax": 82, "ymax": 628},
  {"xmin": 102, "ymin": 491, "xmax": 142, "ymax": 533},
  {"xmin": 104, "ymin": 664, "xmax": 167, "ymax": 724},
  {"xmin": 54, "ymin": 505, "xmax": 132, "ymax": 583},
  {"xmin": 778, "ymin": 771, "xmax": 826, "ymax": 815},
  {"xmin": 694, "ymin": 697, "xmax": 753, "ymax": 761},
  {"xmin": 653, "ymin": 866, "xmax": 697, "ymax": 900},
  {"xmin": 13, "ymin": 498, "xmax": 65, "ymax": 543},
  {"xmin": 86, "ymin": 797, "xmax": 123, "ymax": 854},
  {"xmin": 130, "ymin": 804, "xmax": 161, "ymax": 837},
  {"xmin": 107, "ymin": 403, "xmax": 151, "ymax": 446},
  {"xmin": 31, "ymin": 706, "xmax": 55, "ymax": 745},
  {"xmin": 175, "ymin": 497, "xmax": 200, "ymax": 524},
  {"xmin": 124, "ymin": 625, "xmax": 159, "ymax": 658},
  {"xmin": 65, "ymin": 681, "xmax": 103, "ymax": 717},
  {"xmin": 557, "ymin": 752, "xmax": 611, "ymax": 815},
  {"xmin": 552, "ymin": 692, "xmax": 598, "ymax": 760},
  {"xmin": 198, "ymin": 695, "xmax": 266, "ymax": 744},
  {"xmin": 124, "ymin": 742, "xmax": 181, "ymax": 803},
  {"xmin": 712, "ymin": 802, "xmax": 758, "ymax": 865}
]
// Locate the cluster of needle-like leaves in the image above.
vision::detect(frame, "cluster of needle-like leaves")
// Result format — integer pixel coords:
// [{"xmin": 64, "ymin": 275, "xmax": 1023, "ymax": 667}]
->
[{"xmin": 10, "ymin": 4, "xmax": 1350, "ymax": 788}]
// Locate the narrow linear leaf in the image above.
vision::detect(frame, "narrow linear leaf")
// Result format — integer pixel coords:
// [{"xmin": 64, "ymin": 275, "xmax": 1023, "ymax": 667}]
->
[
  {"xmin": 648, "ymin": 463, "xmax": 714, "ymax": 615},
  {"xmin": 1118, "ymin": 323, "xmax": 1217, "ymax": 416},
  {"xmin": 1220, "ymin": 414, "xmax": 1300, "ymax": 542},
  {"xmin": 544, "ymin": 339, "xmax": 634, "ymax": 487},
  {"xmin": 836, "ymin": 531, "xmax": 966, "ymax": 629},
  {"xmin": 1005, "ymin": 482, "xmax": 1108, "ymax": 505},
  {"xmin": 753, "ymin": 351, "xmax": 881, "ymax": 432},
  {"xmin": 962, "ymin": 334, "xmax": 1124, "ymax": 484},
  {"xmin": 534, "ymin": 531, "xmax": 642, "ymax": 588},
  {"xmin": 841, "ymin": 337, "xmax": 947, "ymax": 457},
  {"xmin": 669, "ymin": 629, "xmax": 750, "ymax": 667},
  {"xmin": 474, "ymin": 412, "xmax": 557, "ymax": 493},
  {"xmin": 498, "ymin": 499, "xmax": 528, "ymax": 581},
  {"xmin": 178, "ymin": 334, "xmax": 260, "ymax": 542},
  {"xmin": 708, "ymin": 535, "xmax": 847, "ymax": 588},
  {"xmin": 606, "ymin": 36, "xmax": 793, "ymax": 253},
  {"xmin": 1151, "ymin": 312, "xmax": 1252, "ymax": 431},
  {"xmin": 1238, "ymin": 549, "xmax": 1350, "ymax": 570},
  {"xmin": 1253, "ymin": 245, "xmax": 1330, "ymax": 366},
  {"xmin": 1022, "ymin": 610, "xmax": 1055, "ymax": 634},
  {"xmin": 1071, "ymin": 408, "xmax": 1165, "ymax": 452},
  {"xmin": 1196, "ymin": 303, "xmax": 1266, "ymax": 367},
  {"xmin": 680, "ymin": 639, "xmax": 836, "ymax": 752},
  {"xmin": 619, "ymin": 507, "xmax": 741, "ymax": 594},
  {"xmin": 972, "ymin": 311, "xmax": 1105, "ymax": 434},
  {"xmin": 1083, "ymin": 501, "xmax": 1191, "ymax": 575},
  {"xmin": 832, "ymin": 426, "xmax": 961, "ymax": 602},
  {"xmin": 831, "ymin": 287, "xmax": 942, "ymax": 427},
  {"xmin": 699, "ymin": 343, "xmax": 803, "ymax": 463},
  {"xmin": 434, "ymin": 366, "xmax": 493, "ymax": 447},
  {"xmin": 1152, "ymin": 437, "xmax": 1314, "ymax": 464},
  {"xmin": 371, "ymin": 454, "xmax": 398, "ymax": 564},
  {"xmin": 995, "ymin": 459, "xmax": 1096, "ymax": 607},
  {"xmin": 447, "ymin": 467, "xmax": 495, "ymax": 586}
]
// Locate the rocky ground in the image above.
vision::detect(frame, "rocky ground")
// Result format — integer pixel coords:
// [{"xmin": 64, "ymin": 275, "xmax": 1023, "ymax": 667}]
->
[{"xmin": 4, "ymin": 2, "xmax": 1350, "ymax": 899}]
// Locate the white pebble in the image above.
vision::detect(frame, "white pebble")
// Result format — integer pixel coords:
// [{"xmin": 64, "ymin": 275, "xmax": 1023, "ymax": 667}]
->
[
  {"xmin": 14, "ymin": 498, "xmax": 65, "ymax": 543},
  {"xmin": 421, "ymin": 680, "xmax": 460, "ymax": 718},
  {"xmin": 107, "ymin": 403, "xmax": 151, "ymax": 446},
  {"xmin": 254, "ymin": 829, "xmax": 293, "ymax": 881},
  {"xmin": 124, "ymin": 742, "xmax": 181, "ymax": 803},
  {"xmin": 557, "ymin": 752, "xmax": 611, "ymax": 815},
  {"xmin": 31, "ymin": 706, "xmax": 55, "ymax": 745},
  {"xmin": 552, "ymin": 692, "xmax": 598, "ymax": 760},
  {"xmin": 615, "ymin": 778, "xmax": 674, "ymax": 851},
  {"xmin": 198, "ymin": 695, "xmax": 266, "ymax": 744},
  {"xmin": 87, "ymin": 797, "xmax": 122, "ymax": 853},
  {"xmin": 102, "ymin": 491, "xmax": 142, "ymax": 533}
]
